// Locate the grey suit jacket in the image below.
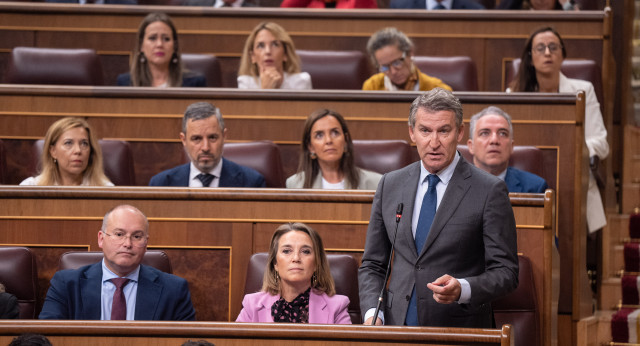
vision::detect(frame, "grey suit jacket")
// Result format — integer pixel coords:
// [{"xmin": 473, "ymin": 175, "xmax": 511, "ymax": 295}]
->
[{"xmin": 358, "ymin": 156, "xmax": 518, "ymax": 327}]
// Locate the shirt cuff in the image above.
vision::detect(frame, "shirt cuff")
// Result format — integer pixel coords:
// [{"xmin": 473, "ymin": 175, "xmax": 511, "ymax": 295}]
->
[
  {"xmin": 457, "ymin": 278, "xmax": 471, "ymax": 304},
  {"xmin": 364, "ymin": 308, "xmax": 384, "ymax": 325}
]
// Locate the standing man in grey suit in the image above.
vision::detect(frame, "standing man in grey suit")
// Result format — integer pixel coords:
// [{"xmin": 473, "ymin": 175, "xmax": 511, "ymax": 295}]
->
[{"xmin": 358, "ymin": 88, "xmax": 518, "ymax": 327}]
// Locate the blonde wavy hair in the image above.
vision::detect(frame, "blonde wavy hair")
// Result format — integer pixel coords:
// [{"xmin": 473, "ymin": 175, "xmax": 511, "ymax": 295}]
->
[{"xmin": 238, "ymin": 22, "xmax": 302, "ymax": 78}]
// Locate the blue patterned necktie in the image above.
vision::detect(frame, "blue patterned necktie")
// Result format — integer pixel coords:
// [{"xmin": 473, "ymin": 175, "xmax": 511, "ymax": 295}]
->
[
  {"xmin": 196, "ymin": 173, "xmax": 214, "ymax": 187},
  {"xmin": 406, "ymin": 174, "xmax": 440, "ymax": 326}
]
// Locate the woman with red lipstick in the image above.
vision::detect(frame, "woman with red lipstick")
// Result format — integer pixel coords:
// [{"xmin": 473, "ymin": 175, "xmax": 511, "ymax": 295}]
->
[
  {"xmin": 117, "ymin": 13, "xmax": 205, "ymax": 88},
  {"xmin": 237, "ymin": 22, "xmax": 312, "ymax": 90},
  {"xmin": 20, "ymin": 118, "xmax": 112, "ymax": 186},
  {"xmin": 286, "ymin": 109, "xmax": 381, "ymax": 189},
  {"xmin": 236, "ymin": 223, "xmax": 351, "ymax": 324},
  {"xmin": 509, "ymin": 26, "xmax": 608, "ymax": 234}
]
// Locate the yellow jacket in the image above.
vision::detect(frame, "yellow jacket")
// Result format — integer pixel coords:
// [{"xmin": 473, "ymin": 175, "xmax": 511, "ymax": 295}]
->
[{"xmin": 362, "ymin": 69, "xmax": 452, "ymax": 91}]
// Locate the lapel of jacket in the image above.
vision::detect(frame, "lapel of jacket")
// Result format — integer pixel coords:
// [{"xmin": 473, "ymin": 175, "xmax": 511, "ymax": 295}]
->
[
  {"xmin": 81, "ymin": 263, "xmax": 104, "ymax": 319},
  {"xmin": 414, "ymin": 0, "xmax": 427, "ymax": 8},
  {"xmin": 218, "ymin": 158, "xmax": 240, "ymax": 187},
  {"xmin": 308, "ymin": 291, "xmax": 328, "ymax": 324},
  {"xmin": 257, "ymin": 293, "xmax": 280, "ymax": 322},
  {"xmin": 504, "ymin": 167, "xmax": 520, "ymax": 192},
  {"xmin": 401, "ymin": 162, "xmax": 422, "ymax": 258},
  {"xmin": 419, "ymin": 157, "xmax": 472, "ymax": 259},
  {"xmin": 134, "ymin": 265, "xmax": 162, "ymax": 320},
  {"xmin": 176, "ymin": 164, "xmax": 191, "ymax": 187}
]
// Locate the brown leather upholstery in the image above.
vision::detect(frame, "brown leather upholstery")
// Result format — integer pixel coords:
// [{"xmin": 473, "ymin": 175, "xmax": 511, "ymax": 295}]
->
[
  {"xmin": 457, "ymin": 144, "xmax": 545, "ymax": 179},
  {"xmin": 58, "ymin": 250, "xmax": 173, "ymax": 274},
  {"xmin": 6, "ymin": 47, "xmax": 104, "ymax": 85},
  {"xmin": 244, "ymin": 252, "xmax": 362, "ymax": 324},
  {"xmin": 182, "ymin": 53, "xmax": 223, "ymax": 87},
  {"xmin": 493, "ymin": 255, "xmax": 540, "ymax": 346},
  {"xmin": 353, "ymin": 140, "xmax": 413, "ymax": 175},
  {"xmin": 412, "ymin": 56, "xmax": 479, "ymax": 91},
  {"xmin": 32, "ymin": 139, "xmax": 136, "ymax": 186},
  {"xmin": 0, "ymin": 139, "xmax": 6, "ymax": 184},
  {"xmin": 297, "ymin": 50, "xmax": 369, "ymax": 90},
  {"xmin": 0, "ymin": 247, "xmax": 38, "ymax": 319},
  {"xmin": 222, "ymin": 141, "xmax": 286, "ymax": 188},
  {"xmin": 503, "ymin": 58, "xmax": 603, "ymax": 104}
]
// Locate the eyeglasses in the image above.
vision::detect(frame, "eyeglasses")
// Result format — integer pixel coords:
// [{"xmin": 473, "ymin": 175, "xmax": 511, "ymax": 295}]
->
[
  {"xmin": 378, "ymin": 52, "xmax": 407, "ymax": 73},
  {"xmin": 532, "ymin": 43, "xmax": 561, "ymax": 55},
  {"xmin": 102, "ymin": 230, "xmax": 148, "ymax": 247}
]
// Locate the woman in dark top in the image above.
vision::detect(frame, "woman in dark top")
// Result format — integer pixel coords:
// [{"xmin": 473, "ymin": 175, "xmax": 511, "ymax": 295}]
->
[{"xmin": 117, "ymin": 12, "xmax": 205, "ymax": 87}]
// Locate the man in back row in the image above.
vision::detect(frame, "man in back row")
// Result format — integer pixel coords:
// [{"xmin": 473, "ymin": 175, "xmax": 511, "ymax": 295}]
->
[
  {"xmin": 467, "ymin": 106, "xmax": 548, "ymax": 193},
  {"xmin": 150, "ymin": 102, "xmax": 266, "ymax": 188},
  {"xmin": 39, "ymin": 205, "xmax": 196, "ymax": 320}
]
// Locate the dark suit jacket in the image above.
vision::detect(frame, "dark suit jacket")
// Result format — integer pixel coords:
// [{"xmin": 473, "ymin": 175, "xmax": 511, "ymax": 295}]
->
[
  {"xmin": 39, "ymin": 262, "xmax": 196, "ymax": 320},
  {"xmin": 0, "ymin": 292, "xmax": 19, "ymax": 319},
  {"xmin": 148, "ymin": 158, "xmax": 266, "ymax": 188},
  {"xmin": 358, "ymin": 156, "xmax": 518, "ymax": 327},
  {"xmin": 390, "ymin": 0, "xmax": 484, "ymax": 9},
  {"xmin": 504, "ymin": 167, "xmax": 548, "ymax": 193},
  {"xmin": 116, "ymin": 71, "xmax": 206, "ymax": 87}
]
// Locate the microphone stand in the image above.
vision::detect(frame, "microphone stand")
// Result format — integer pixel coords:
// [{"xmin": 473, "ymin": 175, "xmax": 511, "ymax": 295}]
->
[{"xmin": 371, "ymin": 203, "xmax": 403, "ymax": 325}]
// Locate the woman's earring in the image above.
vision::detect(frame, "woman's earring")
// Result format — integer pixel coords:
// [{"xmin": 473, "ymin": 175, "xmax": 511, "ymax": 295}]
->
[
  {"xmin": 172, "ymin": 52, "xmax": 178, "ymax": 64},
  {"xmin": 311, "ymin": 272, "xmax": 318, "ymax": 287},
  {"xmin": 310, "ymin": 152, "xmax": 317, "ymax": 160},
  {"xmin": 53, "ymin": 158, "xmax": 57, "ymax": 164},
  {"xmin": 274, "ymin": 271, "xmax": 280, "ymax": 284},
  {"xmin": 139, "ymin": 53, "xmax": 146, "ymax": 64}
]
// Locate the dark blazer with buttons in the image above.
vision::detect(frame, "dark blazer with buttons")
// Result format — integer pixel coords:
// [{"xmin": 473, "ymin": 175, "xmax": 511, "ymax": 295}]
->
[
  {"xmin": 148, "ymin": 158, "xmax": 266, "ymax": 188},
  {"xmin": 390, "ymin": 0, "xmax": 484, "ymax": 9},
  {"xmin": 39, "ymin": 263, "xmax": 196, "ymax": 320},
  {"xmin": 358, "ymin": 156, "xmax": 518, "ymax": 327},
  {"xmin": 116, "ymin": 71, "xmax": 206, "ymax": 87},
  {"xmin": 504, "ymin": 167, "xmax": 548, "ymax": 193}
]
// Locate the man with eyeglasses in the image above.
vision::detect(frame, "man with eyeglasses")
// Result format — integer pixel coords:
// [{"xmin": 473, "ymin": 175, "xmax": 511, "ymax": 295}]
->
[
  {"xmin": 362, "ymin": 27, "xmax": 452, "ymax": 92},
  {"xmin": 39, "ymin": 205, "xmax": 196, "ymax": 320}
]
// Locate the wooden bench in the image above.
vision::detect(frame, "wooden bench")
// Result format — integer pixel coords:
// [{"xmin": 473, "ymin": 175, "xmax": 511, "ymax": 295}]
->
[
  {"xmin": 0, "ymin": 320, "xmax": 514, "ymax": 346},
  {"xmin": 0, "ymin": 187, "xmax": 553, "ymax": 344}
]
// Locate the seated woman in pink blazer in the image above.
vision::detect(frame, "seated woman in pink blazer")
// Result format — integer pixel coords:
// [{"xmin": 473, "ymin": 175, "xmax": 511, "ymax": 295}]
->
[{"xmin": 236, "ymin": 223, "xmax": 351, "ymax": 324}]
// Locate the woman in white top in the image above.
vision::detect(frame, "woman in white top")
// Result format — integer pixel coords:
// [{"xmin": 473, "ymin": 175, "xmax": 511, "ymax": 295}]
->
[
  {"xmin": 237, "ymin": 22, "xmax": 312, "ymax": 90},
  {"xmin": 20, "ymin": 117, "xmax": 113, "ymax": 186},
  {"xmin": 509, "ymin": 26, "xmax": 608, "ymax": 232},
  {"xmin": 286, "ymin": 109, "xmax": 380, "ymax": 190}
]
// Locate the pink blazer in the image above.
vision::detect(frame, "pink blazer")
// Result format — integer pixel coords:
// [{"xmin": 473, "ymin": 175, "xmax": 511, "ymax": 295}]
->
[{"xmin": 235, "ymin": 290, "xmax": 352, "ymax": 324}]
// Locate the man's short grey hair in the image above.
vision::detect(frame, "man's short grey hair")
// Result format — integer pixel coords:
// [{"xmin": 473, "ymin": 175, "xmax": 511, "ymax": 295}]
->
[
  {"xmin": 366, "ymin": 27, "xmax": 414, "ymax": 66},
  {"xmin": 101, "ymin": 205, "xmax": 149, "ymax": 233},
  {"xmin": 182, "ymin": 102, "xmax": 224, "ymax": 134},
  {"xmin": 409, "ymin": 88, "xmax": 463, "ymax": 129},
  {"xmin": 468, "ymin": 106, "xmax": 513, "ymax": 140}
]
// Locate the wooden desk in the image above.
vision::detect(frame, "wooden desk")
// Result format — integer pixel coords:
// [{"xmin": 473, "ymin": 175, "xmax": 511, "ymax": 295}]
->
[
  {"xmin": 0, "ymin": 187, "xmax": 553, "ymax": 344},
  {"xmin": 0, "ymin": 86, "xmax": 586, "ymax": 324},
  {"xmin": 0, "ymin": 321, "xmax": 514, "ymax": 346}
]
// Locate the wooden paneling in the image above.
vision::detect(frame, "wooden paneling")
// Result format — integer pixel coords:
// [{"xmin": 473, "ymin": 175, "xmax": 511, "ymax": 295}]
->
[
  {"xmin": 0, "ymin": 187, "xmax": 552, "ymax": 344},
  {"xmin": 0, "ymin": 321, "xmax": 514, "ymax": 346}
]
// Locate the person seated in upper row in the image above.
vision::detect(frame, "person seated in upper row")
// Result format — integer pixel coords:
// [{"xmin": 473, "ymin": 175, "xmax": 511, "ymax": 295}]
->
[
  {"xmin": 286, "ymin": 109, "xmax": 381, "ymax": 190},
  {"xmin": 20, "ymin": 117, "xmax": 113, "ymax": 187},
  {"xmin": 117, "ymin": 13, "xmax": 206, "ymax": 88},
  {"xmin": 149, "ymin": 102, "xmax": 265, "ymax": 188},
  {"xmin": 363, "ymin": 27, "xmax": 452, "ymax": 92},
  {"xmin": 236, "ymin": 222, "xmax": 351, "ymax": 324},
  {"xmin": 508, "ymin": 26, "xmax": 607, "ymax": 233},
  {"xmin": 184, "ymin": 0, "xmax": 256, "ymax": 7},
  {"xmin": 390, "ymin": 0, "xmax": 484, "ymax": 9},
  {"xmin": 237, "ymin": 22, "xmax": 312, "ymax": 90},
  {"xmin": 497, "ymin": 0, "xmax": 579, "ymax": 10},
  {"xmin": 467, "ymin": 106, "xmax": 548, "ymax": 193},
  {"xmin": 281, "ymin": 0, "xmax": 376, "ymax": 9}
]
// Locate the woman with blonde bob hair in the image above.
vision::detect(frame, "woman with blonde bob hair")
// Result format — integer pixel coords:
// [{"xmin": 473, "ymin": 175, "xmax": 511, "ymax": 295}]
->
[
  {"xmin": 20, "ymin": 118, "xmax": 113, "ymax": 186},
  {"xmin": 237, "ymin": 22, "xmax": 312, "ymax": 90},
  {"xmin": 236, "ymin": 223, "xmax": 351, "ymax": 324}
]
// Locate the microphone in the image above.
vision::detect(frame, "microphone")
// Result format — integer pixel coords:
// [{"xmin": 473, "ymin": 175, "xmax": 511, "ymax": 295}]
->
[{"xmin": 371, "ymin": 203, "xmax": 403, "ymax": 325}]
